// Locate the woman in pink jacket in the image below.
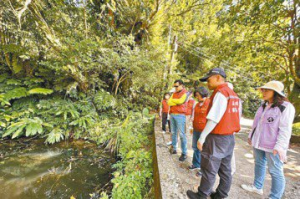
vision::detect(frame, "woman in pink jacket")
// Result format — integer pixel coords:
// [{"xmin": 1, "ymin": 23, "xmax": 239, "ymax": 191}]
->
[{"xmin": 241, "ymin": 81, "xmax": 295, "ymax": 199}]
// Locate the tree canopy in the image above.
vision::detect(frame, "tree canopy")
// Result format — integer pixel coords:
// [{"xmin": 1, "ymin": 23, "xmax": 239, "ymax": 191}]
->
[{"xmin": 0, "ymin": 0, "xmax": 299, "ymax": 137}]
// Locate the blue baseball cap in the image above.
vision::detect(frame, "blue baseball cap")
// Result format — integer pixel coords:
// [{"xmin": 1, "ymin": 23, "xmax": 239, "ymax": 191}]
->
[{"xmin": 199, "ymin": 68, "xmax": 226, "ymax": 82}]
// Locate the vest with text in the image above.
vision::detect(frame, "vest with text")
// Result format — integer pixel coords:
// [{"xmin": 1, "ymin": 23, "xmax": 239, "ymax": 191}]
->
[{"xmin": 208, "ymin": 84, "xmax": 241, "ymax": 135}]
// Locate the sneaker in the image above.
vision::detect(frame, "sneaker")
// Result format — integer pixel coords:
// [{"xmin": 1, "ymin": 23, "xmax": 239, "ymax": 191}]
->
[
  {"xmin": 179, "ymin": 154, "xmax": 187, "ymax": 161},
  {"xmin": 196, "ymin": 170, "xmax": 202, "ymax": 177},
  {"xmin": 241, "ymin": 184, "xmax": 263, "ymax": 195},
  {"xmin": 186, "ymin": 190, "xmax": 206, "ymax": 199},
  {"xmin": 188, "ymin": 165, "xmax": 200, "ymax": 171},
  {"xmin": 166, "ymin": 141, "xmax": 172, "ymax": 146}
]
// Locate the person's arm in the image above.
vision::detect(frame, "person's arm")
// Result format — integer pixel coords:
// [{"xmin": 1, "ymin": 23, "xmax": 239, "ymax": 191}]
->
[
  {"xmin": 167, "ymin": 94, "xmax": 175, "ymax": 106},
  {"xmin": 167, "ymin": 106, "xmax": 170, "ymax": 120},
  {"xmin": 198, "ymin": 120, "xmax": 218, "ymax": 144},
  {"xmin": 167, "ymin": 94, "xmax": 177, "ymax": 106},
  {"xmin": 274, "ymin": 103, "xmax": 295, "ymax": 153},
  {"xmin": 191, "ymin": 101, "xmax": 197, "ymax": 122},
  {"xmin": 168, "ymin": 93, "xmax": 187, "ymax": 106},
  {"xmin": 198, "ymin": 92, "xmax": 228, "ymax": 144}
]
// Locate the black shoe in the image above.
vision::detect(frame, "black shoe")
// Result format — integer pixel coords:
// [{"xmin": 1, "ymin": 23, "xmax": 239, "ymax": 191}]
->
[
  {"xmin": 188, "ymin": 165, "xmax": 200, "ymax": 171},
  {"xmin": 179, "ymin": 154, "xmax": 187, "ymax": 161},
  {"xmin": 170, "ymin": 150, "xmax": 177, "ymax": 154},
  {"xmin": 210, "ymin": 192, "xmax": 223, "ymax": 199},
  {"xmin": 186, "ymin": 190, "xmax": 206, "ymax": 199}
]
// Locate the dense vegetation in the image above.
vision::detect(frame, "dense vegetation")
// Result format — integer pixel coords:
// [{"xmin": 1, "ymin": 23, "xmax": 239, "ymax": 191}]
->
[{"xmin": 0, "ymin": 0, "xmax": 299, "ymax": 198}]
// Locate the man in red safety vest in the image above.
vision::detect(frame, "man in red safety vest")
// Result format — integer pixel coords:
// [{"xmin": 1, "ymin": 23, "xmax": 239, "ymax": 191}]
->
[{"xmin": 187, "ymin": 68, "xmax": 241, "ymax": 199}]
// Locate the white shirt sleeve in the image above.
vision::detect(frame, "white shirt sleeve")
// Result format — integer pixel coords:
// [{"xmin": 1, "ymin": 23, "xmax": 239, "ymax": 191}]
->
[
  {"xmin": 274, "ymin": 103, "xmax": 296, "ymax": 151},
  {"xmin": 198, "ymin": 92, "xmax": 228, "ymax": 144},
  {"xmin": 198, "ymin": 120, "xmax": 218, "ymax": 144},
  {"xmin": 206, "ymin": 92, "xmax": 228, "ymax": 123}
]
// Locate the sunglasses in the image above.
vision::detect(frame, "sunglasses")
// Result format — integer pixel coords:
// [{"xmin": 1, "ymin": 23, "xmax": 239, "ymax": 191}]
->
[{"xmin": 174, "ymin": 85, "xmax": 180, "ymax": 88}]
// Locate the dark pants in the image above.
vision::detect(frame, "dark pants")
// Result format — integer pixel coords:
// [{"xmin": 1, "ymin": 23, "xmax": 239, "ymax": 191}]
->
[
  {"xmin": 162, "ymin": 112, "xmax": 170, "ymax": 132},
  {"xmin": 198, "ymin": 134, "xmax": 235, "ymax": 198}
]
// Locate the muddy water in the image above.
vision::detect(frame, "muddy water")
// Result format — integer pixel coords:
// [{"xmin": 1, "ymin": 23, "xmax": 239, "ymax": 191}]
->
[{"xmin": 0, "ymin": 139, "xmax": 114, "ymax": 199}]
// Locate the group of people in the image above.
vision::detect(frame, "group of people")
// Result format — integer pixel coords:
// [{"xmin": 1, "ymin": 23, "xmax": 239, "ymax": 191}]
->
[{"xmin": 159, "ymin": 68, "xmax": 295, "ymax": 199}]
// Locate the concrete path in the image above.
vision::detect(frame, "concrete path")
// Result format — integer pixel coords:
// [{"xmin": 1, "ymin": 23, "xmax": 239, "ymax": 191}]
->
[{"xmin": 154, "ymin": 117, "xmax": 300, "ymax": 199}]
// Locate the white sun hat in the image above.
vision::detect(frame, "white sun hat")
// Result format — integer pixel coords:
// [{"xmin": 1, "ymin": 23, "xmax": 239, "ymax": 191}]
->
[{"xmin": 258, "ymin": 80, "xmax": 286, "ymax": 97}]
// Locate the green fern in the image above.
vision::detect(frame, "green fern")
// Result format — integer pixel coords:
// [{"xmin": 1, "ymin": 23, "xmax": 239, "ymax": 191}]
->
[
  {"xmin": 0, "ymin": 73, "xmax": 9, "ymax": 83},
  {"xmin": 55, "ymin": 103, "xmax": 80, "ymax": 120},
  {"xmin": 70, "ymin": 115, "xmax": 94, "ymax": 129},
  {"xmin": 94, "ymin": 90, "xmax": 117, "ymax": 111},
  {"xmin": 6, "ymin": 79, "xmax": 22, "ymax": 85},
  {"xmin": 4, "ymin": 87, "xmax": 28, "ymax": 101},
  {"xmin": 3, "ymin": 117, "xmax": 52, "ymax": 139},
  {"xmin": 45, "ymin": 128, "xmax": 64, "ymax": 144},
  {"xmin": 28, "ymin": 88, "xmax": 53, "ymax": 95},
  {"xmin": 0, "ymin": 94, "xmax": 10, "ymax": 106}
]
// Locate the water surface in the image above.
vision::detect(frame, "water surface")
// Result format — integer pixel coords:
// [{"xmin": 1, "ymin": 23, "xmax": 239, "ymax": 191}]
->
[{"xmin": 0, "ymin": 139, "xmax": 113, "ymax": 199}]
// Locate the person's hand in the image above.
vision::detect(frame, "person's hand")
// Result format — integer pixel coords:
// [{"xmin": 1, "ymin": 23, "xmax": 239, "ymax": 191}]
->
[
  {"xmin": 247, "ymin": 138, "xmax": 252, "ymax": 145},
  {"xmin": 273, "ymin": 149, "xmax": 285, "ymax": 162},
  {"xmin": 189, "ymin": 129, "xmax": 193, "ymax": 135},
  {"xmin": 197, "ymin": 140, "xmax": 203, "ymax": 151}
]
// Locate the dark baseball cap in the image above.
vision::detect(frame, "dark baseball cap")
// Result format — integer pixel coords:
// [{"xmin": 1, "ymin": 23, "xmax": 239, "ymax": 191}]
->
[
  {"xmin": 199, "ymin": 68, "xmax": 226, "ymax": 82},
  {"xmin": 194, "ymin": 86, "xmax": 209, "ymax": 98}
]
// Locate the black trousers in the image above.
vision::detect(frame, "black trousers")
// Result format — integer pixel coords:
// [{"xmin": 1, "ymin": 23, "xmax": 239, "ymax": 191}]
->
[
  {"xmin": 198, "ymin": 134, "xmax": 235, "ymax": 198},
  {"xmin": 162, "ymin": 112, "xmax": 170, "ymax": 132}
]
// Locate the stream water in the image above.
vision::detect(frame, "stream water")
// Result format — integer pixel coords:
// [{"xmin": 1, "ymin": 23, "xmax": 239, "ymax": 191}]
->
[{"xmin": 0, "ymin": 139, "xmax": 114, "ymax": 199}]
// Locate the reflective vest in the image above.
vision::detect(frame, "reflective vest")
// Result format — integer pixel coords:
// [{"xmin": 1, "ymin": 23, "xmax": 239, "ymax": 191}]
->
[
  {"xmin": 186, "ymin": 99, "xmax": 195, "ymax": 116},
  {"xmin": 208, "ymin": 84, "xmax": 241, "ymax": 135},
  {"xmin": 193, "ymin": 98, "xmax": 211, "ymax": 132},
  {"xmin": 170, "ymin": 89, "xmax": 187, "ymax": 114},
  {"xmin": 162, "ymin": 99, "xmax": 169, "ymax": 113}
]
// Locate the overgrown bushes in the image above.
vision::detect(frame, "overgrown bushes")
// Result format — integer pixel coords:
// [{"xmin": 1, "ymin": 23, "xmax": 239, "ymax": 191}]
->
[{"xmin": 99, "ymin": 112, "xmax": 155, "ymax": 199}]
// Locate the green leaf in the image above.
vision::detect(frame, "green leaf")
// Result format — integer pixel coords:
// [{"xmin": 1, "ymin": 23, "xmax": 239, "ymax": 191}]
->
[
  {"xmin": 28, "ymin": 88, "xmax": 53, "ymax": 95},
  {"xmin": 46, "ymin": 128, "xmax": 64, "ymax": 144},
  {"xmin": 6, "ymin": 79, "xmax": 22, "ymax": 85},
  {"xmin": 12, "ymin": 124, "xmax": 26, "ymax": 139},
  {"xmin": 4, "ymin": 87, "xmax": 28, "ymax": 101}
]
